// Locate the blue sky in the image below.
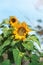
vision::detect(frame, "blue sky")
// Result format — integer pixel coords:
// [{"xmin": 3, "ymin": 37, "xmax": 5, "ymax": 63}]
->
[
  {"xmin": 0, "ymin": 0, "xmax": 43, "ymax": 26},
  {"xmin": 0, "ymin": 0, "xmax": 43, "ymax": 50}
]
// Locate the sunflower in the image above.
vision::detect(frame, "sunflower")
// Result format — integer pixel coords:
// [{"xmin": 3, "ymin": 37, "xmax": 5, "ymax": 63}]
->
[
  {"xmin": 9, "ymin": 16, "xmax": 18, "ymax": 27},
  {"xmin": 13, "ymin": 22, "xmax": 31, "ymax": 40}
]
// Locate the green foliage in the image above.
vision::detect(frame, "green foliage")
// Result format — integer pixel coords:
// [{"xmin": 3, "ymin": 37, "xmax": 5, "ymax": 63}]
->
[
  {"xmin": 11, "ymin": 40, "xmax": 20, "ymax": 47},
  {"xmin": 31, "ymin": 54, "xmax": 39, "ymax": 62},
  {"xmin": 0, "ymin": 38, "xmax": 11, "ymax": 56},
  {"xmin": 28, "ymin": 35, "xmax": 40, "ymax": 47},
  {"xmin": 13, "ymin": 48, "xmax": 23, "ymax": 65},
  {"xmin": 1, "ymin": 59, "xmax": 11, "ymax": 65},
  {"xmin": 22, "ymin": 41, "xmax": 34, "ymax": 51},
  {"xmin": 29, "ymin": 61, "xmax": 39, "ymax": 65},
  {"xmin": 1, "ymin": 19, "xmax": 9, "ymax": 24},
  {"xmin": 0, "ymin": 18, "xmax": 42, "ymax": 65},
  {"xmin": 39, "ymin": 62, "xmax": 43, "ymax": 65}
]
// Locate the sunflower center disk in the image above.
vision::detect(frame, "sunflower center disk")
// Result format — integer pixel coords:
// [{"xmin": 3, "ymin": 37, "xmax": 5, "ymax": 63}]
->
[
  {"xmin": 18, "ymin": 27, "xmax": 26, "ymax": 36},
  {"xmin": 11, "ymin": 18, "xmax": 16, "ymax": 23}
]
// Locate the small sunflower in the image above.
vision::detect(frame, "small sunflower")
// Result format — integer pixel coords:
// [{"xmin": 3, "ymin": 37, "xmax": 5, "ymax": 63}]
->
[
  {"xmin": 9, "ymin": 16, "xmax": 18, "ymax": 27},
  {"xmin": 13, "ymin": 22, "xmax": 31, "ymax": 40}
]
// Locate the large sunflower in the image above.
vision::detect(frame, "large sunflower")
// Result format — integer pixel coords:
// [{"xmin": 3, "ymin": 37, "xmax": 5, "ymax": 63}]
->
[
  {"xmin": 9, "ymin": 16, "xmax": 18, "ymax": 27},
  {"xmin": 13, "ymin": 22, "xmax": 31, "ymax": 40}
]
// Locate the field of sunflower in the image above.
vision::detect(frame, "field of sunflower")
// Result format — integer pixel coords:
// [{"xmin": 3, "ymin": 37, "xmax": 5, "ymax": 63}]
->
[{"xmin": 0, "ymin": 16, "xmax": 43, "ymax": 65}]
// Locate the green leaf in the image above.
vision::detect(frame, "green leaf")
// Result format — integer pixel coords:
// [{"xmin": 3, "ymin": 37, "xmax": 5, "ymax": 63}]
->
[
  {"xmin": 0, "ymin": 35, "xmax": 3, "ymax": 40},
  {"xmin": 29, "ymin": 54, "xmax": 40, "ymax": 65},
  {"xmin": 0, "ymin": 63, "xmax": 1, "ymax": 65},
  {"xmin": 31, "ymin": 54, "xmax": 39, "ymax": 61},
  {"xmin": 24, "ymin": 56, "xmax": 30, "ymax": 61},
  {"xmin": 40, "ymin": 53, "xmax": 43, "ymax": 57},
  {"xmin": 2, "ymin": 19, "xmax": 9, "ymax": 24},
  {"xmin": 11, "ymin": 41, "xmax": 16, "ymax": 46},
  {"xmin": 2, "ymin": 27, "xmax": 9, "ymax": 37},
  {"xmin": 39, "ymin": 62, "xmax": 43, "ymax": 65},
  {"xmin": 22, "ymin": 41, "xmax": 33, "ymax": 51},
  {"xmin": 11, "ymin": 40, "xmax": 20, "ymax": 46},
  {"xmin": 1, "ymin": 39, "xmax": 10, "ymax": 48},
  {"xmin": 29, "ymin": 61, "xmax": 39, "ymax": 65},
  {"xmin": 0, "ymin": 35, "xmax": 3, "ymax": 44},
  {"xmin": 2, "ymin": 27, "xmax": 12, "ymax": 37},
  {"xmin": 13, "ymin": 48, "xmax": 23, "ymax": 65},
  {"xmin": 0, "ymin": 23, "xmax": 4, "ymax": 28},
  {"xmin": 29, "ymin": 35, "xmax": 40, "ymax": 47},
  {"xmin": 2, "ymin": 59, "xmax": 11, "ymax": 65},
  {"xmin": 0, "ymin": 19, "xmax": 9, "ymax": 28},
  {"xmin": 0, "ymin": 39, "xmax": 11, "ymax": 55},
  {"xmin": 0, "ymin": 56, "xmax": 3, "ymax": 63}
]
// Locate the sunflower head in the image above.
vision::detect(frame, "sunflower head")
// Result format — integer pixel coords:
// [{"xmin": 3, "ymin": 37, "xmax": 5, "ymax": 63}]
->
[
  {"xmin": 9, "ymin": 16, "xmax": 18, "ymax": 27},
  {"xmin": 13, "ymin": 22, "xmax": 32, "ymax": 40}
]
